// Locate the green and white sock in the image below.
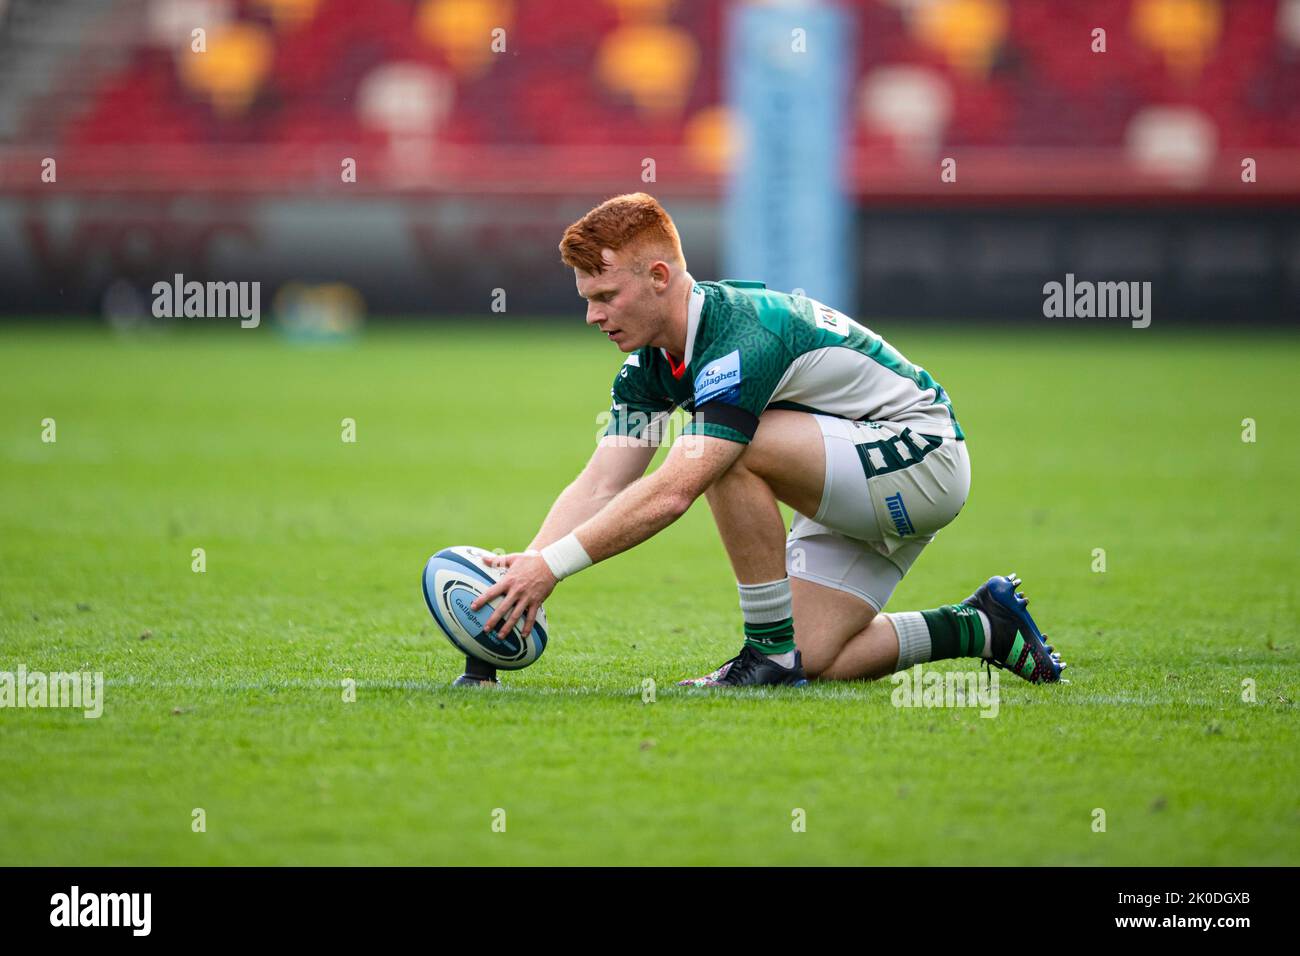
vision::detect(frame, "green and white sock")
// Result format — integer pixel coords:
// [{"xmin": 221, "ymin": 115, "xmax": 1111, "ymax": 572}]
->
[
  {"xmin": 738, "ymin": 577, "xmax": 796, "ymax": 663},
  {"xmin": 890, "ymin": 606, "xmax": 992, "ymax": 671}
]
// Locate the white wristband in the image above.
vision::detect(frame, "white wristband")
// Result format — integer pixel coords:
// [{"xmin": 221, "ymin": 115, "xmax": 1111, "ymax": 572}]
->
[{"xmin": 539, "ymin": 532, "xmax": 593, "ymax": 581}]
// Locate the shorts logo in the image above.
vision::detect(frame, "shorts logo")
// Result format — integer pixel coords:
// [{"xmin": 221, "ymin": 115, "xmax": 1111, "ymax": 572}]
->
[
  {"xmin": 885, "ymin": 492, "xmax": 915, "ymax": 536},
  {"xmin": 694, "ymin": 349, "xmax": 741, "ymax": 405}
]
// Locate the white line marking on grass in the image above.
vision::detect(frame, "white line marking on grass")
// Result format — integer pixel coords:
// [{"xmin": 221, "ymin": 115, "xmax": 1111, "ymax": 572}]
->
[
  {"xmin": 95, "ymin": 679, "xmax": 1220, "ymax": 707},
  {"xmin": 99, "ymin": 678, "xmax": 882, "ymax": 700}
]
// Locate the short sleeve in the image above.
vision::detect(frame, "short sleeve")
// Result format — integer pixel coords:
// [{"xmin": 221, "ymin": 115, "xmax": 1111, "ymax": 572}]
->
[
  {"xmin": 681, "ymin": 335, "xmax": 791, "ymax": 445},
  {"xmin": 603, "ymin": 353, "xmax": 675, "ymax": 445}
]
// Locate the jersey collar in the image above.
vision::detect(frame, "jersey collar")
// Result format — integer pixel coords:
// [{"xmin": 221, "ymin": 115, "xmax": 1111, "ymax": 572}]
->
[{"xmin": 661, "ymin": 276, "xmax": 704, "ymax": 380}]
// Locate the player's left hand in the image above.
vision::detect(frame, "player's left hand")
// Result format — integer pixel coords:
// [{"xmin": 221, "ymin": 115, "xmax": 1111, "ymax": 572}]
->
[{"xmin": 471, "ymin": 551, "xmax": 556, "ymax": 640}]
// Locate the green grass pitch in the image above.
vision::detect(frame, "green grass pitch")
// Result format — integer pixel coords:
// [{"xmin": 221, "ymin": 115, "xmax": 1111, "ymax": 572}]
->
[{"xmin": 1, "ymin": 322, "xmax": 1296, "ymax": 865}]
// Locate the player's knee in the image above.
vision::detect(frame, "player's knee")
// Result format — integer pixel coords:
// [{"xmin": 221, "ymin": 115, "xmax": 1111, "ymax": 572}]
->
[
  {"xmin": 705, "ymin": 453, "xmax": 759, "ymax": 497},
  {"xmin": 737, "ymin": 425, "xmax": 776, "ymax": 480},
  {"xmin": 741, "ymin": 409, "xmax": 813, "ymax": 483},
  {"xmin": 736, "ymin": 445, "xmax": 772, "ymax": 485}
]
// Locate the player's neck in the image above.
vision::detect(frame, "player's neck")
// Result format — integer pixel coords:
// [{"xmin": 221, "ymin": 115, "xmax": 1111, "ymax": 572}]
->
[{"xmin": 658, "ymin": 273, "xmax": 693, "ymax": 363}]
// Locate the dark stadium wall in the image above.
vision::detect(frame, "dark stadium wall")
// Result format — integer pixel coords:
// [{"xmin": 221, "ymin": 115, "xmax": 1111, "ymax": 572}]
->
[
  {"xmin": 855, "ymin": 205, "xmax": 1300, "ymax": 324},
  {"xmin": 0, "ymin": 197, "xmax": 1296, "ymax": 323}
]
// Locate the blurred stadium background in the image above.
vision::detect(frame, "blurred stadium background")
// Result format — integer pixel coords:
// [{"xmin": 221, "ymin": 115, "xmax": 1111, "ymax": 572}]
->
[{"xmin": 1, "ymin": 0, "xmax": 1297, "ymax": 324}]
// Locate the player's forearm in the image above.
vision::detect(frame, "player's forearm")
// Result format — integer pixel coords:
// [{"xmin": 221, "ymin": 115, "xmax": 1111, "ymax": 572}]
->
[
  {"xmin": 526, "ymin": 474, "xmax": 619, "ymax": 551},
  {"xmin": 538, "ymin": 437, "xmax": 735, "ymax": 581},
  {"xmin": 571, "ymin": 470, "xmax": 691, "ymax": 565}
]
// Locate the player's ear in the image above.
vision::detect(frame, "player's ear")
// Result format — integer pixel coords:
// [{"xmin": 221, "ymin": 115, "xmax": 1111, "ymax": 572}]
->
[{"xmin": 648, "ymin": 260, "xmax": 671, "ymax": 290}]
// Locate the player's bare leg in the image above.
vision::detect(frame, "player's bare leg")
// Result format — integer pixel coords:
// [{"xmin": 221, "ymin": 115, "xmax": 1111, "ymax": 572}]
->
[
  {"xmin": 680, "ymin": 411, "xmax": 823, "ymax": 685},
  {"xmin": 701, "ymin": 410, "xmax": 825, "ymax": 589},
  {"xmin": 688, "ymin": 409, "xmax": 1066, "ymax": 686},
  {"xmin": 696, "ymin": 409, "xmax": 955, "ymax": 685},
  {"xmin": 816, "ymin": 617, "xmax": 903, "ymax": 679},
  {"xmin": 792, "ymin": 572, "xmax": 1047, "ymax": 683},
  {"xmin": 702, "ymin": 459, "xmax": 787, "ymax": 584},
  {"xmin": 808, "ymin": 578, "xmax": 1065, "ymax": 683},
  {"xmin": 701, "ymin": 409, "xmax": 1066, "ymax": 684},
  {"xmin": 699, "ymin": 410, "xmax": 903, "ymax": 679},
  {"xmin": 709, "ymin": 410, "xmax": 891, "ymax": 677},
  {"xmin": 788, "ymin": 578, "xmax": 891, "ymax": 678},
  {"xmin": 796, "ymin": 577, "xmax": 1067, "ymax": 682}
]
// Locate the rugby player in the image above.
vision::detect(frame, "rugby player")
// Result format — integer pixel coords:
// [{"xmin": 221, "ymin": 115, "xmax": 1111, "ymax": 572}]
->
[{"xmin": 470, "ymin": 193, "xmax": 1065, "ymax": 688}]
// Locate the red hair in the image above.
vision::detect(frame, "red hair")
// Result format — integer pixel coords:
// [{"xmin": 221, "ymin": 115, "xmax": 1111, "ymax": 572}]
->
[{"xmin": 559, "ymin": 193, "xmax": 685, "ymax": 275}]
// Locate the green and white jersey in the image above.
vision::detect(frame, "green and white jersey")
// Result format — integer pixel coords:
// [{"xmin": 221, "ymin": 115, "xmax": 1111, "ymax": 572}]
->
[{"xmin": 604, "ymin": 278, "xmax": 964, "ymax": 446}]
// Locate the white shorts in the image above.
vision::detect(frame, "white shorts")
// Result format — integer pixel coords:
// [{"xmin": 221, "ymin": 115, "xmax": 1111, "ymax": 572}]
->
[{"xmin": 785, "ymin": 415, "xmax": 971, "ymax": 611}]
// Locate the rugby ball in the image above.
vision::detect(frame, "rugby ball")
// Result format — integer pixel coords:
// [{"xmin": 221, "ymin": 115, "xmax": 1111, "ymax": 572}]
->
[{"xmin": 421, "ymin": 545, "xmax": 549, "ymax": 670}]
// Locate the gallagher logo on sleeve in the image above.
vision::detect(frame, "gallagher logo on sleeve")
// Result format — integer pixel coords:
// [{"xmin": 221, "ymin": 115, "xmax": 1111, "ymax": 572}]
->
[{"xmin": 693, "ymin": 350, "xmax": 741, "ymax": 405}]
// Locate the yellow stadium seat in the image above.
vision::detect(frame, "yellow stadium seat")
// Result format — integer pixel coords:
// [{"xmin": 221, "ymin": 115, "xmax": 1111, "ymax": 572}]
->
[
  {"xmin": 419, "ymin": 0, "xmax": 515, "ymax": 78},
  {"xmin": 249, "ymin": 0, "xmax": 322, "ymax": 30},
  {"xmin": 603, "ymin": 0, "xmax": 678, "ymax": 20},
  {"xmin": 596, "ymin": 22, "xmax": 698, "ymax": 117},
  {"xmin": 179, "ymin": 22, "xmax": 275, "ymax": 117},
  {"xmin": 685, "ymin": 105, "xmax": 736, "ymax": 175},
  {"xmin": 914, "ymin": 0, "xmax": 1009, "ymax": 76},
  {"xmin": 1132, "ymin": 0, "xmax": 1222, "ymax": 77}
]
